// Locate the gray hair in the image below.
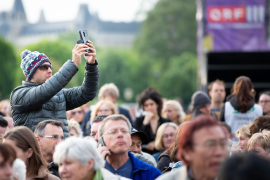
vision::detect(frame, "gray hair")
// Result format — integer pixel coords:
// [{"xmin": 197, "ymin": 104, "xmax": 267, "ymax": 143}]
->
[
  {"xmin": 98, "ymin": 114, "xmax": 131, "ymax": 139},
  {"xmin": 53, "ymin": 137, "xmax": 104, "ymax": 170},
  {"xmin": 34, "ymin": 120, "xmax": 63, "ymax": 136}
]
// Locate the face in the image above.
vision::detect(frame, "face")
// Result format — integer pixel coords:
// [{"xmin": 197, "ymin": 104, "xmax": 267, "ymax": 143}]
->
[
  {"xmin": 37, "ymin": 124, "xmax": 64, "ymax": 163},
  {"xmin": 69, "ymin": 128, "xmax": 77, "ymax": 137},
  {"xmin": 237, "ymin": 133, "xmax": 249, "ymax": 152},
  {"xmin": 162, "ymin": 126, "xmax": 176, "ymax": 150},
  {"xmin": 0, "ymin": 153, "xmax": 13, "ymax": 180},
  {"xmin": 0, "ymin": 101, "xmax": 9, "ymax": 115},
  {"xmin": 129, "ymin": 134, "xmax": 142, "ymax": 154},
  {"xmin": 143, "ymin": 99, "xmax": 158, "ymax": 115},
  {"xmin": 31, "ymin": 62, "xmax": 52, "ymax": 84},
  {"xmin": 164, "ymin": 104, "xmax": 178, "ymax": 122},
  {"xmin": 259, "ymin": 94, "xmax": 270, "ymax": 115},
  {"xmin": 248, "ymin": 143, "xmax": 270, "ymax": 159},
  {"xmin": 0, "ymin": 126, "xmax": 8, "ymax": 136},
  {"xmin": 184, "ymin": 126, "xmax": 228, "ymax": 179},
  {"xmin": 3, "ymin": 139, "xmax": 30, "ymax": 165},
  {"xmin": 209, "ymin": 83, "xmax": 226, "ymax": 103},
  {"xmin": 199, "ymin": 103, "xmax": 211, "ymax": 115},
  {"xmin": 97, "ymin": 104, "xmax": 113, "ymax": 116},
  {"xmin": 90, "ymin": 122, "xmax": 101, "ymax": 142},
  {"xmin": 103, "ymin": 120, "xmax": 131, "ymax": 155},
  {"xmin": 59, "ymin": 157, "xmax": 94, "ymax": 180},
  {"xmin": 71, "ymin": 108, "xmax": 84, "ymax": 124}
]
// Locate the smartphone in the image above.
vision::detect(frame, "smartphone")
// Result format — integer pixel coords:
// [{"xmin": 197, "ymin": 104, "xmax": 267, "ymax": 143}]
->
[
  {"xmin": 97, "ymin": 137, "xmax": 106, "ymax": 147},
  {"xmin": 78, "ymin": 30, "xmax": 92, "ymax": 55}
]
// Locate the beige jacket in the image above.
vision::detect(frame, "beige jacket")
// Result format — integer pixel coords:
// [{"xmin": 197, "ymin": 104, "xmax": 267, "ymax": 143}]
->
[
  {"xmin": 155, "ymin": 166, "xmax": 190, "ymax": 180},
  {"xmin": 27, "ymin": 166, "xmax": 60, "ymax": 180},
  {"xmin": 100, "ymin": 168, "xmax": 131, "ymax": 180}
]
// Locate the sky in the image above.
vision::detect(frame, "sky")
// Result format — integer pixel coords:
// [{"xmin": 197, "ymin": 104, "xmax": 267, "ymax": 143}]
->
[{"xmin": 0, "ymin": 0, "xmax": 158, "ymax": 23}]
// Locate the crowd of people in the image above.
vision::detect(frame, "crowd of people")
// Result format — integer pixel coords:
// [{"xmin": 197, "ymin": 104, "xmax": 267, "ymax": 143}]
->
[{"xmin": 1, "ymin": 42, "xmax": 270, "ymax": 180}]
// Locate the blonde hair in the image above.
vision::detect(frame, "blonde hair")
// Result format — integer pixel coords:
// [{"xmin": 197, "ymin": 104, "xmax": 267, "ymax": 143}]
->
[
  {"xmin": 236, "ymin": 124, "xmax": 251, "ymax": 138},
  {"xmin": 98, "ymin": 83, "xmax": 119, "ymax": 100},
  {"xmin": 248, "ymin": 130, "xmax": 270, "ymax": 154},
  {"xmin": 68, "ymin": 119, "xmax": 83, "ymax": 137},
  {"xmin": 163, "ymin": 100, "xmax": 186, "ymax": 124},
  {"xmin": 91, "ymin": 100, "xmax": 118, "ymax": 120},
  {"xmin": 154, "ymin": 122, "xmax": 178, "ymax": 150}
]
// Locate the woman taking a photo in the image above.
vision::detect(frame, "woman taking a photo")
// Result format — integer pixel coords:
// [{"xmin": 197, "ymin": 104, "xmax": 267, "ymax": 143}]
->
[
  {"xmin": 3, "ymin": 126, "xmax": 60, "ymax": 180},
  {"xmin": 135, "ymin": 87, "xmax": 170, "ymax": 154},
  {"xmin": 219, "ymin": 76, "xmax": 263, "ymax": 140}
]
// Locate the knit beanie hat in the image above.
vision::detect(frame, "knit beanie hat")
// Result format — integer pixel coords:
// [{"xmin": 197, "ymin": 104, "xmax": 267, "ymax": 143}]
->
[
  {"xmin": 191, "ymin": 91, "xmax": 211, "ymax": 110},
  {"xmin": 20, "ymin": 49, "xmax": 51, "ymax": 81}
]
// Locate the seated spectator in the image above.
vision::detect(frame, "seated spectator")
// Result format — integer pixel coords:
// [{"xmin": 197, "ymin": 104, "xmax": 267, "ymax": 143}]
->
[
  {"xmin": 248, "ymin": 130, "xmax": 270, "ymax": 159},
  {"xmin": 219, "ymin": 153, "xmax": 270, "ymax": 180},
  {"xmin": 183, "ymin": 91, "xmax": 219, "ymax": 122},
  {"xmin": 68, "ymin": 119, "xmax": 83, "ymax": 137},
  {"xmin": 153, "ymin": 123, "xmax": 178, "ymax": 162},
  {"xmin": 249, "ymin": 115, "xmax": 270, "ymax": 136},
  {"xmin": 129, "ymin": 128, "xmax": 157, "ymax": 166},
  {"xmin": 0, "ymin": 144, "xmax": 16, "ymax": 180},
  {"xmin": 0, "ymin": 116, "xmax": 8, "ymax": 138},
  {"xmin": 34, "ymin": 120, "xmax": 64, "ymax": 178},
  {"xmin": 98, "ymin": 114, "xmax": 161, "ymax": 180},
  {"xmin": 85, "ymin": 101, "xmax": 118, "ymax": 137},
  {"xmin": 236, "ymin": 125, "xmax": 251, "ymax": 153},
  {"xmin": 3, "ymin": 126, "xmax": 60, "ymax": 180},
  {"xmin": 135, "ymin": 87, "xmax": 170, "ymax": 154},
  {"xmin": 156, "ymin": 115, "xmax": 229, "ymax": 180},
  {"xmin": 163, "ymin": 100, "xmax": 186, "ymax": 126},
  {"xmin": 258, "ymin": 91, "xmax": 270, "ymax": 116},
  {"xmin": 82, "ymin": 83, "xmax": 133, "ymax": 136},
  {"xmin": 53, "ymin": 137, "xmax": 129, "ymax": 180},
  {"xmin": 70, "ymin": 106, "xmax": 85, "ymax": 128}
]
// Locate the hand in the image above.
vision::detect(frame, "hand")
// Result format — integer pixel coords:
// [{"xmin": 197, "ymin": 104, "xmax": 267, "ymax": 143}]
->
[
  {"xmin": 84, "ymin": 41, "xmax": 96, "ymax": 64},
  {"xmin": 146, "ymin": 141, "xmax": 155, "ymax": 151},
  {"xmin": 97, "ymin": 144, "xmax": 111, "ymax": 159},
  {"xmin": 72, "ymin": 41, "xmax": 96, "ymax": 66},
  {"xmin": 143, "ymin": 111, "xmax": 154, "ymax": 125}
]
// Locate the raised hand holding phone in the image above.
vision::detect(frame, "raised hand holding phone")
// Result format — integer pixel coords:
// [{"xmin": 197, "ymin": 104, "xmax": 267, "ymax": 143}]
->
[{"xmin": 97, "ymin": 137, "xmax": 111, "ymax": 159}]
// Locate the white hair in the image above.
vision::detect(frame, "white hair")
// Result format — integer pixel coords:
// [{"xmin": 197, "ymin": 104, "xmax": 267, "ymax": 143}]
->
[
  {"xmin": 53, "ymin": 137, "xmax": 104, "ymax": 170},
  {"xmin": 13, "ymin": 158, "xmax": 26, "ymax": 180}
]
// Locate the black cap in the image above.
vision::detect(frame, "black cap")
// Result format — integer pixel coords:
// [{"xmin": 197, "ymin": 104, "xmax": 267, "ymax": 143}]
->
[{"xmin": 131, "ymin": 128, "xmax": 148, "ymax": 141}]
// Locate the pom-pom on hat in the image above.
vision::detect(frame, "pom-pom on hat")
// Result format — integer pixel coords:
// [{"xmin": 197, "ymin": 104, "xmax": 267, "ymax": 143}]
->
[{"xmin": 20, "ymin": 49, "xmax": 51, "ymax": 81}]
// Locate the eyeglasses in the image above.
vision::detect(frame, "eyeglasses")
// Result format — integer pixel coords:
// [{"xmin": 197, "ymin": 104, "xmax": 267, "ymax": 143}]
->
[
  {"xmin": 40, "ymin": 134, "xmax": 65, "ymax": 140},
  {"xmin": 71, "ymin": 111, "xmax": 83, "ymax": 115},
  {"xmin": 162, "ymin": 133, "xmax": 175, "ymax": 139},
  {"xmin": 194, "ymin": 139, "xmax": 229, "ymax": 151},
  {"xmin": 104, "ymin": 129, "xmax": 130, "ymax": 136},
  {"xmin": 39, "ymin": 64, "xmax": 53, "ymax": 71},
  {"xmin": 260, "ymin": 100, "xmax": 270, "ymax": 104}
]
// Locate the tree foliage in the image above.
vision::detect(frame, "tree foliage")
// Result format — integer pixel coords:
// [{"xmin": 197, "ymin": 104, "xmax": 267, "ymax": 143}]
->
[{"xmin": 0, "ymin": 37, "xmax": 18, "ymax": 99}]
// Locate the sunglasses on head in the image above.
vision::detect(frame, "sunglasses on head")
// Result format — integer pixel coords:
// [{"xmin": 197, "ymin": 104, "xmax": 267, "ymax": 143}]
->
[{"xmin": 39, "ymin": 64, "xmax": 53, "ymax": 71}]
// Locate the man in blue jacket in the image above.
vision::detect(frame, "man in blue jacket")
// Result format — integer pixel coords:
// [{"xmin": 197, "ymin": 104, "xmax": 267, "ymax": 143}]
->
[
  {"xmin": 10, "ymin": 41, "xmax": 99, "ymax": 137},
  {"xmin": 98, "ymin": 114, "xmax": 161, "ymax": 180}
]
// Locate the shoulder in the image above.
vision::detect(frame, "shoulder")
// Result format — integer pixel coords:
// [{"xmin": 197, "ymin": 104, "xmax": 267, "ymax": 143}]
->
[
  {"xmin": 156, "ymin": 166, "xmax": 188, "ymax": 180},
  {"xmin": 47, "ymin": 173, "xmax": 61, "ymax": 180},
  {"xmin": 182, "ymin": 114, "xmax": 191, "ymax": 123},
  {"xmin": 159, "ymin": 116, "xmax": 170, "ymax": 123},
  {"xmin": 101, "ymin": 168, "xmax": 131, "ymax": 180},
  {"xmin": 129, "ymin": 152, "xmax": 160, "ymax": 173}
]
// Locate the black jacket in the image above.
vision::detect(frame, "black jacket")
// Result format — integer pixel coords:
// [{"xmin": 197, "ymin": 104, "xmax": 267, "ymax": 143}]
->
[{"xmin": 11, "ymin": 60, "xmax": 99, "ymax": 137}]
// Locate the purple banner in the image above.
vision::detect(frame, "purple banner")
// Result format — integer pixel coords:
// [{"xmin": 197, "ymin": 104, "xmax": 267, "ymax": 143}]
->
[{"xmin": 205, "ymin": 0, "xmax": 268, "ymax": 51}]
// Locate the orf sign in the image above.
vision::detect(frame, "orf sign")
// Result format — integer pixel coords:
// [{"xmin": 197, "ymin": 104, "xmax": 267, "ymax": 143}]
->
[{"xmin": 208, "ymin": 7, "xmax": 245, "ymax": 22}]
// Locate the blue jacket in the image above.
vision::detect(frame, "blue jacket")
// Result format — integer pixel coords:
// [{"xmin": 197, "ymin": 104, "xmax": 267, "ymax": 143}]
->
[{"xmin": 129, "ymin": 151, "xmax": 161, "ymax": 180}]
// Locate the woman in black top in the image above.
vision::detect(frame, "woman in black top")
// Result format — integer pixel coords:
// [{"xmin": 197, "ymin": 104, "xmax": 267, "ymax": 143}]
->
[{"xmin": 134, "ymin": 87, "xmax": 170, "ymax": 154}]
